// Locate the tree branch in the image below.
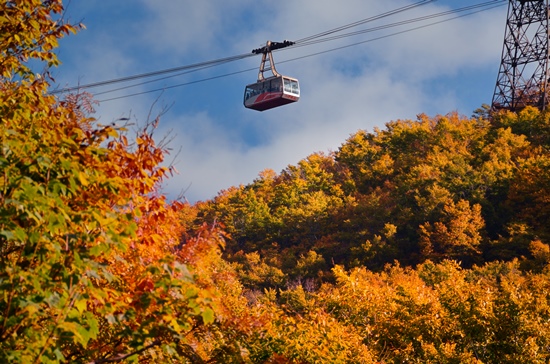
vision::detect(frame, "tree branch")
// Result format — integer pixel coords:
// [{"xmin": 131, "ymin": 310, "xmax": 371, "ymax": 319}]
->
[{"xmin": 87, "ymin": 340, "xmax": 161, "ymax": 364}]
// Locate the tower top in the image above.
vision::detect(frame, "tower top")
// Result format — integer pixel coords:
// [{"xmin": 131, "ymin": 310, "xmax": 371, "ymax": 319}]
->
[{"xmin": 492, "ymin": 0, "xmax": 550, "ymax": 112}]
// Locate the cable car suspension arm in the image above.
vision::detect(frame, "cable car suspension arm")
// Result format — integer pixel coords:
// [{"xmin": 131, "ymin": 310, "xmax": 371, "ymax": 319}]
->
[{"xmin": 252, "ymin": 40, "xmax": 295, "ymax": 81}]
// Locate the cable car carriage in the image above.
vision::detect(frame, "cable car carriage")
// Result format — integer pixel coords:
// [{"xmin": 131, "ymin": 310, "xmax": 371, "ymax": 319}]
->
[{"xmin": 244, "ymin": 41, "xmax": 300, "ymax": 111}]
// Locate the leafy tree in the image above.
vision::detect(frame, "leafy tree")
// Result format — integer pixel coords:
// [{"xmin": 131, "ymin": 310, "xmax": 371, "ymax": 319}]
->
[
  {"xmin": 292, "ymin": 250, "xmax": 327, "ymax": 281},
  {"xmin": 419, "ymin": 199, "xmax": 484, "ymax": 265},
  {"xmin": 527, "ymin": 239, "xmax": 550, "ymax": 271},
  {"xmin": 0, "ymin": 2, "xmax": 228, "ymax": 362},
  {"xmin": 298, "ymin": 261, "xmax": 550, "ymax": 363},
  {"xmin": 247, "ymin": 286, "xmax": 375, "ymax": 363},
  {"xmin": 507, "ymin": 154, "xmax": 550, "ymax": 242},
  {"xmin": 472, "ymin": 103, "xmax": 491, "ymax": 119},
  {"xmin": 231, "ymin": 251, "xmax": 286, "ymax": 289},
  {"xmin": 492, "ymin": 106, "xmax": 550, "ymax": 147}
]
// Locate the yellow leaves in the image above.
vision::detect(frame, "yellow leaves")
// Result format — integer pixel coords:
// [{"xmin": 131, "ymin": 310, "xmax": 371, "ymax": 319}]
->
[
  {"xmin": 265, "ymin": 305, "xmax": 374, "ymax": 363},
  {"xmin": 201, "ymin": 308, "xmax": 215, "ymax": 324},
  {"xmin": 74, "ymin": 299, "xmax": 88, "ymax": 314},
  {"xmin": 306, "ymin": 262, "xmax": 541, "ymax": 362},
  {"xmin": 77, "ymin": 171, "xmax": 89, "ymax": 186},
  {"xmin": 371, "ymin": 152, "xmax": 394, "ymax": 177},
  {"xmin": 1, "ymin": 0, "xmax": 81, "ymax": 79},
  {"xmin": 419, "ymin": 199, "xmax": 484, "ymax": 262},
  {"xmin": 163, "ymin": 314, "xmax": 183, "ymax": 333},
  {"xmin": 382, "ymin": 222, "xmax": 397, "ymax": 239},
  {"xmin": 104, "ymin": 126, "xmax": 119, "ymax": 138},
  {"xmin": 529, "ymin": 239, "xmax": 550, "ymax": 266},
  {"xmin": 0, "ymin": 1, "xmax": 237, "ymax": 363}
]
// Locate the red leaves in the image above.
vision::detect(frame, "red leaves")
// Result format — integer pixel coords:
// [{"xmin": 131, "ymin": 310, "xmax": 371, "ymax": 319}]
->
[{"xmin": 136, "ymin": 277, "xmax": 155, "ymax": 294}]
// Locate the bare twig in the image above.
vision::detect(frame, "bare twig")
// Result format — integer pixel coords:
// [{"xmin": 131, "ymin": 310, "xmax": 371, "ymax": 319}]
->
[{"xmin": 87, "ymin": 339, "xmax": 161, "ymax": 364}]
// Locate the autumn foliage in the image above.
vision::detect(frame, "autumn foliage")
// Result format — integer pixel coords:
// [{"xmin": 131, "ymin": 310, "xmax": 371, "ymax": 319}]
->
[
  {"xmin": 0, "ymin": 2, "xmax": 223, "ymax": 362},
  {"xmin": 3, "ymin": 1, "xmax": 550, "ymax": 363},
  {"xmin": 190, "ymin": 108, "xmax": 550, "ymax": 361},
  {"xmin": 195, "ymin": 108, "xmax": 550, "ymax": 277}
]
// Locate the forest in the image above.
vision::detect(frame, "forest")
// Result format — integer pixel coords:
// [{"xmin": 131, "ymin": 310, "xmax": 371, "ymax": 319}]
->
[{"xmin": 1, "ymin": 1, "xmax": 550, "ymax": 363}]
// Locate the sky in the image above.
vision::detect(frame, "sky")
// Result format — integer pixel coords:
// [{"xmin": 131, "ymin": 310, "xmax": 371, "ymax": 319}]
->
[{"xmin": 50, "ymin": 0, "xmax": 509, "ymax": 203}]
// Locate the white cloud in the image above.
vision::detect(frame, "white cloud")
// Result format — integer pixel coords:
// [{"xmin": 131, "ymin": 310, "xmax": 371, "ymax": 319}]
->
[{"xmin": 137, "ymin": 0, "xmax": 262, "ymax": 58}]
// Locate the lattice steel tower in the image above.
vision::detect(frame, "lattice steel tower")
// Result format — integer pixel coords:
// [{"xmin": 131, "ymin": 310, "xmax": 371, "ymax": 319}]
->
[{"xmin": 492, "ymin": 0, "xmax": 550, "ymax": 111}]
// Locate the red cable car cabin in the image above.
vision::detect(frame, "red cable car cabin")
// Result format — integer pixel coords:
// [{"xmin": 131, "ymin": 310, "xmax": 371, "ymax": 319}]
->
[
  {"xmin": 244, "ymin": 40, "xmax": 300, "ymax": 111},
  {"xmin": 244, "ymin": 75, "xmax": 300, "ymax": 111}
]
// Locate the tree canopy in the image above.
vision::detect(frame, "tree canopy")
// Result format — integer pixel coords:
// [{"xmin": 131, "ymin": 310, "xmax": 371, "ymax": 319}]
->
[{"xmin": 193, "ymin": 108, "xmax": 550, "ymax": 281}]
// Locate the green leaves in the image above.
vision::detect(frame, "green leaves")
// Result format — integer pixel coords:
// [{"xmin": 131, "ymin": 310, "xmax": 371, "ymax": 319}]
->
[{"xmin": 201, "ymin": 308, "xmax": 215, "ymax": 324}]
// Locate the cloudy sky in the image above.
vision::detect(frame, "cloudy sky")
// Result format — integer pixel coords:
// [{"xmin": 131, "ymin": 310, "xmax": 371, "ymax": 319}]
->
[{"xmin": 51, "ymin": 0, "xmax": 508, "ymax": 203}]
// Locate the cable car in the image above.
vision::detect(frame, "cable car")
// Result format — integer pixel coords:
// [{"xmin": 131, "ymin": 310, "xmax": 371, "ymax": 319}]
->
[
  {"xmin": 244, "ymin": 75, "xmax": 300, "ymax": 111},
  {"xmin": 244, "ymin": 40, "xmax": 300, "ymax": 111}
]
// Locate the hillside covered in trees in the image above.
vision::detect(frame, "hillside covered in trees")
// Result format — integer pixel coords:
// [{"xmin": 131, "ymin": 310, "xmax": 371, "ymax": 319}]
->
[
  {"xmin": 2, "ymin": 1, "xmax": 550, "ymax": 363},
  {"xmin": 183, "ymin": 107, "xmax": 550, "ymax": 362},
  {"xmin": 191, "ymin": 107, "xmax": 550, "ymax": 283}
]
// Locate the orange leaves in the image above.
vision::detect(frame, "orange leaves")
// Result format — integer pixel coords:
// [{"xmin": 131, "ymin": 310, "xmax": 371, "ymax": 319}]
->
[
  {"xmin": 419, "ymin": 199, "xmax": 484, "ymax": 263},
  {"xmin": 0, "ymin": 0, "xmax": 81, "ymax": 78},
  {"xmin": 102, "ymin": 123, "xmax": 170, "ymax": 200},
  {"xmin": 507, "ymin": 154, "xmax": 550, "ymax": 238},
  {"xmin": 292, "ymin": 261, "xmax": 550, "ymax": 363},
  {"xmin": 0, "ymin": 1, "xmax": 243, "ymax": 362},
  {"xmin": 136, "ymin": 277, "xmax": 155, "ymax": 293}
]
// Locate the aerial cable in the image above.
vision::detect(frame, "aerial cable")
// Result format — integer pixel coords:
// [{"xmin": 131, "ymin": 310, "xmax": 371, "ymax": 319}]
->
[
  {"xmin": 294, "ymin": 0, "xmax": 437, "ymax": 44},
  {"xmin": 97, "ymin": 68, "xmax": 257, "ymax": 103},
  {"xmin": 56, "ymin": 0, "xmax": 504, "ymax": 99},
  {"xmin": 92, "ymin": 62, "xmax": 224, "ymax": 97},
  {"xmin": 52, "ymin": 1, "xmax": 439, "ymax": 95},
  {"xmin": 293, "ymin": 0, "xmax": 505, "ymax": 48},
  {"xmin": 94, "ymin": 0, "xmax": 504, "ymax": 99},
  {"xmin": 285, "ymin": 3, "xmax": 504, "ymax": 63},
  {"xmin": 51, "ymin": 52, "xmax": 255, "ymax": 94},
  {"xmin": 97, "ymin": 2, "xmax": 503, "ymax": 103}
]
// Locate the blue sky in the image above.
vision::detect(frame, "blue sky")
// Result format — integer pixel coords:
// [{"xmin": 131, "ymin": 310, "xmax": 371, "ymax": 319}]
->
[{"xmin": 51, "ymin": 0, "xmax": 508, "ymax": 203}]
